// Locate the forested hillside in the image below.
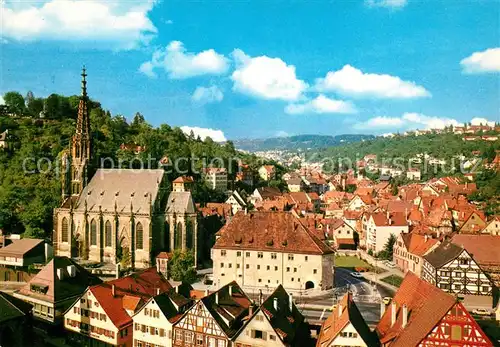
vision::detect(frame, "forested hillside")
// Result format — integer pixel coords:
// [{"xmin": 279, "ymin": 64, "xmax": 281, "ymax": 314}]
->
[
  {"xmin": 308, "ymin": 132, "xmax": 498, "ymax": 169},
  {"xmin": 0, "ymin": 91, "xmax": 262, "ymax": 238},
  {"xmin": 234, "ymin": 134, "xmax": 375, "ymax": 151}
]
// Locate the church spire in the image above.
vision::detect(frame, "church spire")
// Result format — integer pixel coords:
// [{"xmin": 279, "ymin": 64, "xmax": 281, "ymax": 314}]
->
[
  {"xmin": 66, "ymin": 66, "xmax": 92, "ymax": 198},
  {"xmin": 75, "ymin": 66, "xmax": 90, "ymax": 139},
  {"xmin": 81, "ymin": 66, "xmax": 88, "ymax": 97}
]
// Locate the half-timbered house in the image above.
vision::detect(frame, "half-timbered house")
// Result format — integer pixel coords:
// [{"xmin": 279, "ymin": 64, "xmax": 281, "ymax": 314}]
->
[
  {"xmin": 422, "ymin": 241, "xmax": 493, "ymax": 300},
  {"xmin": 172, "ymin": 281, "xmax": 252, "ymax": 347},
  {"xmin": 234, "ymin": 285, "xmax": 312, "ymax": 347},
  {"xmin": 316, "ymin": 292, "xmax": 380, "ymax": 347},
  {"xmin": 376, "ymin": 272, "xmax": 493, "ymax": 347},
  {"xmin": 133, "ymin": 283, "xmax": 194, "ymax": 347},
  {"xmin": 64, "ymin": 268, "xmax": 172, "ymax": 346}
]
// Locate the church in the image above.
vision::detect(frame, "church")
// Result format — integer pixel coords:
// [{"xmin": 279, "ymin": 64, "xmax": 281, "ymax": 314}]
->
[{"xmin": 53, "ymin": 69, "xmax": 198, "ymax": 269}]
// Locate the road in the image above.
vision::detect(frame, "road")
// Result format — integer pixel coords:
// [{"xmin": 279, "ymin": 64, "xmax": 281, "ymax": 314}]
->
[{"xmin": 297, "ymin": 267, "xmax": 396, "ymax": 326}]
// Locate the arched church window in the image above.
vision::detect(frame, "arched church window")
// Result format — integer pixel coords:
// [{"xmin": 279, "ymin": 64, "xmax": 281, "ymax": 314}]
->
[
  {"xmin": 136, "ymin": 222, "xmax": 143, "ymax": 250},
  {"xmin": 105, "ymin": 221, "xmax": 112, "ymax": 247},
  {"xmin": 62, "ymin": 217, "xmax": 69, "ymax": 243},
  {"xmin": 186, "ymin": 220, "xmax": 193, "ymax": 250},
  {"xmin": 90, "ymin": 219, "xmax": 97, "ymax": 246},
  {"xmin": 175, "ymin": 222, "xmax": 183, "ymax": 249}
]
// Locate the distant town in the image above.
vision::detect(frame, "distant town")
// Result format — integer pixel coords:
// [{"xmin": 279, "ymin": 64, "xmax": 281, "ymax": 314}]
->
[{"xmin": 0, "ymin": 71, "xmax": 499, "ymax": 347}]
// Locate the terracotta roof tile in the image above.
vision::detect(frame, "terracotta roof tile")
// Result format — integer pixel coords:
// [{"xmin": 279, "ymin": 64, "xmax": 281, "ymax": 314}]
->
[
  {"xmin": 213, "ymin": 211, "xmax": 333, "ymax": 255},
  {"xmin": 376, "ymin": 272, "xmax": 456, "ymax": 347}
]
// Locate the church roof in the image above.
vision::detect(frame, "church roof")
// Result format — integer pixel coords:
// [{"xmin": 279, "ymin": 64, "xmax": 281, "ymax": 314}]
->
[
  {"xmin": 166, "ymin": 191, "xmax": 196, "ymax": 214},
  {"xmin": 75, "ymin": 169, "xmax": 165, "ymax": 214}
]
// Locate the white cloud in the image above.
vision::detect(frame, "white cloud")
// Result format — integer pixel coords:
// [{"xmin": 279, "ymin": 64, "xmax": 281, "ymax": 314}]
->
[
  {"xmin": 401, "ymin": 112, "xmax": 460, "ymax": 129},
  {"xmin": 355, "ymin": 116, "xmax": 405, "ymax": 129},
  {"xmin": 285, "ymin": 94, "xmax": 357, "ymax": 115},
  {"xmin": 470, "ymin": 117, "xmax": 496, "ymax": 126},
  {"xmin": 355, "ymin": 112, "xmax": 460, "ymax": 131},
  {"xmin": 192, "ymin": 86, "xmax": 224, "ymax": 104},
  {"xmin": 180, "ymin": 126, "xmax": 227, "ymax": 142},
  {"xmin": 460, "ymin": 48, "xmax": 500, "ymax": 74},
  {"xmin": 315, "ymin": 65, "xmax": 430, "ymax": 99},
  {"xmin": 275, "ymin": 130, "xmax": 290, "ymax": 137},
  {"xmin": 231, "ymin": 49, "xmax": 308, "ymax": 101},
  {"xmin": 365, "ymin": 0, "xmax": 408, "ymax": 8},
  {"xmin": 140, "ymin": 40, "xmax": 230, "ymax": 79},
  {"xmin": 1, "ymin": 0, "xmax": 157, "ymax": 49}
]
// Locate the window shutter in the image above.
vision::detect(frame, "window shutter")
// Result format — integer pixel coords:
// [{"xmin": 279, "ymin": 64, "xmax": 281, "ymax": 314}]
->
[{"xmin": 262, "ymin": 332, "xmax": 267, "ymax": 340}]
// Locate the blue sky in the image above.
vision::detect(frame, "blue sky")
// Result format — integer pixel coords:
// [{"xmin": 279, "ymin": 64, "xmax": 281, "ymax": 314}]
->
[{"xmin": 1, "ymin": 0, "xmax": 499, "ymax": 140}]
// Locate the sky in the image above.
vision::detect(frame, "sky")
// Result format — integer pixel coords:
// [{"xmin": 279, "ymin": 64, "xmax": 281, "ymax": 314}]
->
[{"xmin": 1, "ymin": 0, "xmax": 499, "ymax": 141}]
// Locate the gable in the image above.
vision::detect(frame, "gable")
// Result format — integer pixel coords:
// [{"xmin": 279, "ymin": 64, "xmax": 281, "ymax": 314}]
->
[
  {"xmin": 424, "ymin": 302, "xmax": 492, "ymax": 346},
  {"xmin": 175, "ymin": 301, "xmax": 225, "ymax": 338}
]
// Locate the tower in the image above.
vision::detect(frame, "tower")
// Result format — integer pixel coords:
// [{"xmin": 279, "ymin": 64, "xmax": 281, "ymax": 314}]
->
[{"xmin": 66, "ymin": 67, "xmax": 91, "ymax": 199}]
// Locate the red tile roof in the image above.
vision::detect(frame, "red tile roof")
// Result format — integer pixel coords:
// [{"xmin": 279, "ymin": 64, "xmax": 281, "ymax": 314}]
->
[
  {"xmin": 370, "ymin": 211, "xmax": 407, "ymax": 227},
  {"xmin": 317, "ymin": 292, "xmax": 378, "ymax": 346},
  {"xmin": 376, "ymin": 272, "xmax": 456, "ymax": 347},
  {"xmin": 213, "ymin": 211, "xmax": 333, "ymax": 255},
  {"xmin": 89, "ymin": 268, "xmax": 172, "ymax": 328},
  {"xmin": 451, "ymin": 234, "xmax": 500, "ymax": 266},
  {"xmin": 173, "ymin": 175, "xmax": 194, "ymax": 183},
  {"xmin": 401, "ymin": 233, "xmax": 439, "ymax": 256}
]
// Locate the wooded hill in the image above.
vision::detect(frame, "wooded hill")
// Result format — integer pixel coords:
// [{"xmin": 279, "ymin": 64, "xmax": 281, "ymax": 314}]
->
[{"xmin": 0, "ymin": 91, "xmax": 269, "ymax": 238}]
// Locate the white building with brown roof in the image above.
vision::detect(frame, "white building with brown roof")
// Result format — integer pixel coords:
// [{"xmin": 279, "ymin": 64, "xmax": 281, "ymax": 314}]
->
[
  {"xmin": 133, "ymin": 284, "xmax": 194, "ymax": 347},
  {"xmin": 64, "ymin": 267, "xmax": 173, "ymax": 346},
  {"xmin": 203, "ymin": 167, "xmax": 228, "ymax": 191},
  {"xmin": 0, "ymin": 238, "xmax": 52, "ymax": 267},
  {"xmin": 316, "ymin": 292, "xmax": 379, "ymax": 347},
  {"xmin": 258, "ymin": 165, "xmax": 276, "ymax": 181},
  {"xmin": 212, "ymin": 211, "xmax": 334, "ymax": 292},
  {"xmin": 363, "ymin": 212, "xmax": 409, "ymax": 253},
  {"xmin": 393, "ymin": 233, "xmax": 439, "ymax": 277}
]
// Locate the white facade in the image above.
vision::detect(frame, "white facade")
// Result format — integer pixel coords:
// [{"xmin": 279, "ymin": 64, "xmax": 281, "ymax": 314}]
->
[
  {"xmin": 133, "ymin": 298, "xmax": 175, "ymax": 347},
  {"xmin": 64, "ymin": 289, "xmax": 128, "ymax": 346},
  {"xmin": 325, "ymin": 322, "xmax": 370, "ymax": 347},
  {"xmin": 234, "ymin": 309, "xmax": 284, "ymax": 347},
  {"xmin": 363, "ymin": 216, "xmax": 408, "ymax": 253},
  {"xmin": 212, "ymin": 249, "xmax": 334, "ymax": 291},
  {"xmin": 204, "ymin": 169, "xmax": 228, "ymax": 191}
]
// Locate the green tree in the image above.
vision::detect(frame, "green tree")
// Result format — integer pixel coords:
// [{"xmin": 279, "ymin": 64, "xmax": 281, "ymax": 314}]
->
[
  {"xmin": 169, "ymin": 250, "xmax": 197, "ymax": 284},
  {"xmin": 3, "ymin": 92, "xmax": 26, "ymax": 115},
  {"xmin": 378, "ymin": 234, "xmax": 397, "ymax": 260}
]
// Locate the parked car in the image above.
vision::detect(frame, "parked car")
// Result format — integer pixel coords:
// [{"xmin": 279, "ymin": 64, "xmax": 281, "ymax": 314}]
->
[
  {"xmin": 472, "ymin": 308, "xmax": 491, "ymax": 316},
  {"xmin": 384, "ymin": 261, "xmax": 397, "ymax": 268},
  {"xmin": 350, "ymin": 272, "xmax": 363, "ymax": 278}
]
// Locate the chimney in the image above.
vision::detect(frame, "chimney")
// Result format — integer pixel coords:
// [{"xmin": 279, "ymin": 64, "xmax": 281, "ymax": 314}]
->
[
  {"xmin": 402, "ymin": 304, "xmax": 408, "ymax": 328},
  {"xmin": 338, "ymin": 302, "xmax": 343, "ymax": 318},
  {"xmin": 273, "ymin": 297, "xmax": 278, "ymax": 311},
  {"xmin": 115, "ymin": 263, "xmax": 120, "ymax": 279},
  {"xmin": 249, "ymin": 305, "xmax": 254, "ymax": 317},
  {"xmin": 112, "ymin": 284, "xmax": 116, "ymax": 297},
  {"xmin": 156, "ymin": 287, "xmax": 160, "ymax": 296},
  {"xmin": 387, "ymin": 211, "xmax": 390, "ymax": 220},
  {"xmin": 204, "ymin": 289, "xmax": 209, "ymax": 297},
  {"xmin": 424, "ymin": 234, "xmax": 429, "ymax": 242},
  {"xmin": 289, "ymin": 293, "xmax": 293, "ymax": 312},
  {"xmin": 259, "ymin": 290, "xmax": 263, "ymax": 305},
  {"xmin": 216, "ymin": 292, "xmax": 219, "ymax": 305},
  {"xmin": 229, "ymin": 285, "xmax": 233, "ymax": 297},
  {"xmin": 391, "ymin": 301, "xmax": 397, "ymax": 327},
  {"xmin": 380, "ymin": 301, "xmax": 386, "ymax": 318},
  {"xmin": 175, "ymin": 286, "xmax": 179, "ymax": 294}
]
